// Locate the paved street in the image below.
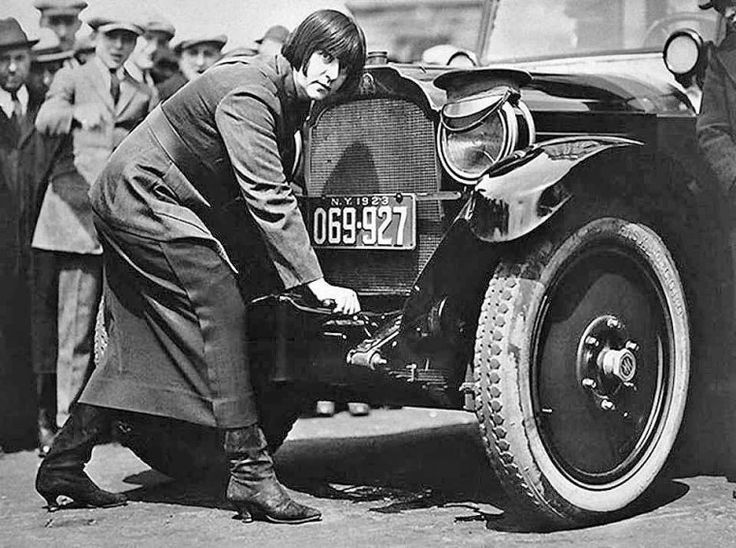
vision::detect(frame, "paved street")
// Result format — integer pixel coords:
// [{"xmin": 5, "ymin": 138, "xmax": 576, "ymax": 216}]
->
[{"xmin": 2, "ymin": 407, "xmax": 736, "ymax": 547}]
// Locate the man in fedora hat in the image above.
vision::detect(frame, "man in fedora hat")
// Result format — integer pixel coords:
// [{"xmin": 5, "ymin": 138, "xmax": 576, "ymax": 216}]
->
[
  {"xmin": 34, "ymin": 0, "xmax": 87, "ymax": 53},
  {"xmin": 32, "ymin": 0, "xmax": 157, "ymax": 427},
  {"xmin": 157, "ymin": 33, "xmax": 227, "ymax": 101},
  {"xmin": 30, "ymin": 28, "xmax": 74, "ymax": 89},
  {"xmin": 0, "ymin": 17, "xmax": 63, "ymax": 455}
]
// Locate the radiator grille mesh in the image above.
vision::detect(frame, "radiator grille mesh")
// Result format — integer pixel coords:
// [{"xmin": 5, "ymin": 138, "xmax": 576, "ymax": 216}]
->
[{"xmin": 307, "ymin": 98, "xmax": 442, "ymax": 294}]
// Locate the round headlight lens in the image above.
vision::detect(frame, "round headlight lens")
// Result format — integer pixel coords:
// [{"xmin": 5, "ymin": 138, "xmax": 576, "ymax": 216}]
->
[
  {"xmin": 443, "ymin": 114, "xmax": 505, "ymax": 178},
  {"xmin": 439, "ymin": 102, "xmax": 518, "ymax": 182},
  {"xmin": 664, "ymin": 29, "xmax": 704, "ymax": 76}
]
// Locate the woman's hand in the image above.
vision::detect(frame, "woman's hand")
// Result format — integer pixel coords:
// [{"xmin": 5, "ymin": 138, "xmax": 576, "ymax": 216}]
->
[{"xmin": 307, "ymin": 278, "xmax": 361, "ymax": 315}]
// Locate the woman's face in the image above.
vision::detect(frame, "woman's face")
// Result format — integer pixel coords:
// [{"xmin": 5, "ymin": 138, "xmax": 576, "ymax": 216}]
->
[{"xmin": 294, "ymin": 51, "xmax": 347, "ymax": 101}]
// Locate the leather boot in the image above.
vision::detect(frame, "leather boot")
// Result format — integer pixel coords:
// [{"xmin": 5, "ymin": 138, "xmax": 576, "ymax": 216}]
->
[
  {"xmin": 225, "ymin": 425, "xmax": 321, "ymax": 524},
  {"xmin": 35, "ymin": 404, "xmax": 127, "ymax": 511},
  {"xmin": 37, "ymin": 373, "xmax": 59, "ymax": 458}
]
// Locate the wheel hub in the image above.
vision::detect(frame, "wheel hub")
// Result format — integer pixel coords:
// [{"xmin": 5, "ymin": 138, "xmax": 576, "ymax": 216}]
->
[
  {"xmin": 599, "ymin": 347, "xmax": 637, "ymax": 383},
  {"xmin": 576, "ymin": 315, "xmax": 639, "ymax": 407}
]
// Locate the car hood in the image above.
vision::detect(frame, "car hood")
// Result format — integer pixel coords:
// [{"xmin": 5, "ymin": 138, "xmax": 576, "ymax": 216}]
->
[{"xmin": 370, "ymin": 55, "xmax": 692, "ymax": 116}]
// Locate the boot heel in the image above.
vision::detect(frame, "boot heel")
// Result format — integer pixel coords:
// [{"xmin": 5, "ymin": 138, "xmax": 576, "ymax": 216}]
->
[
  {"xmin": 39, "ymin": 491, "xmax": 61, "ymax": 512},
  {"xmin": 231, "ymin": 502, "xmax": 253, "ymax": 523}
]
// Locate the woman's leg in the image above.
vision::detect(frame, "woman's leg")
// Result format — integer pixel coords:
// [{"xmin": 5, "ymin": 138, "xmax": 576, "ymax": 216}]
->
[
  {"xmin": 35, "ymin": 403, "xmax": 127, "ymax": 510},
  {"xmin": 224, "ymin": 425, "xmax": 321, "ymax": 524}
]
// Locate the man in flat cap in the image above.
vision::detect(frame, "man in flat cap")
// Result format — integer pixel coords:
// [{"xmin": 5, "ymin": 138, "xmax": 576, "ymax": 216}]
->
[
  {"xmin": 158, "ymin": 34, "xmax": 227, "ymax": 101},
  {"xmin": 0, "ymin": 17, "xmax": 62, "ymax": 455},
  {"xmin": 33, "ymin": 1, "xmax": 157, "ymax": 421},
  {"xmin": 127, "ymin": 11, "xmax": 176, "ymax": 87},
  {"xmin": 34, "ymin": 0, "xmax": 87, "ymax": 53}
]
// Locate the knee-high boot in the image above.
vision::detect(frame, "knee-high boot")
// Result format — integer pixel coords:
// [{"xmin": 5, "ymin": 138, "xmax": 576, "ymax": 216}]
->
[
  {"xmin": 35, "ymin": 403, "xmax": 127, "ymax": 510},
  {"xmin": 225, "ymin": 425, "xmax": 321, "ymax": 524}
]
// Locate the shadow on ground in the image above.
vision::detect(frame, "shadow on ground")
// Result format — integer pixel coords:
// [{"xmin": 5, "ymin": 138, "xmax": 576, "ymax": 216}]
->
[{"xmin": 117, "ymin": 421, "xmax": 691, "ymax": 532}]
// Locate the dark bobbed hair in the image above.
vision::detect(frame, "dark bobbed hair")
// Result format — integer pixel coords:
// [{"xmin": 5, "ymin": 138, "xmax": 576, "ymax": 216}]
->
[{"xmin": 282, "ymin": 9, "xmax": 366, "ymax": 94}]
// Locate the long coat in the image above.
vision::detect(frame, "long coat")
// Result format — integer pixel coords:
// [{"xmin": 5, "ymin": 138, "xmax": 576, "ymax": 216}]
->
[
  {"xmin": 32, "ymin": 57, "xmax": 157, "ymax": 254},
  {"xmin": 0, "ymin": 84, "xmax": 58, "ymax": 276},
  {"xmin": 0, "ymin": 83, "xmax": 60, "ymax": 448},
  {"xmin": 80, "ymin": 54, "xmax": 323, "ymax": 429},
  {"xmin": 698, "ymin": 33, "xmax": 736, "ymax": 196}
]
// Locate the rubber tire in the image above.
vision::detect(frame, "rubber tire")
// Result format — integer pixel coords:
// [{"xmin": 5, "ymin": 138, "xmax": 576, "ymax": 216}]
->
[{"xmin": 474, "ymin": 216, "xmax": 690, "ymax": 528}]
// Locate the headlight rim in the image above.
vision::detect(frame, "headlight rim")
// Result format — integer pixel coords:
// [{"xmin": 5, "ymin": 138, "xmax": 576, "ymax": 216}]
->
[{"xmin": 438, "ymin": 100, "xmax": 523, "ymax": 184}]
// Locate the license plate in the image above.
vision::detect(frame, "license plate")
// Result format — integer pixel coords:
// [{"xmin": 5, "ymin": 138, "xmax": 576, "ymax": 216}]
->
[{"xmin": 308, "ymin": 194, "xmax": 416, "ymax": 250}]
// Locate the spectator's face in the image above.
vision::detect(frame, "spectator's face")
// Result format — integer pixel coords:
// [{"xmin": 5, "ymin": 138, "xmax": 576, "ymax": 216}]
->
[
  {"xmin": 30, "ymin": 59, "xmax": 64, "ymax": 88},
  {"xmin": 179, "ymin": 43, "xmax": 221, "ymax": 81},
  {"xmin": 132, "ymin": 30, "xmax": 171, "ymax": 71},
  {"xmin": 43, "ymin": 14, "xmax": 81, "ymax": 51},
  {"xmin": 294, "ymin": 51, "xmax": 347, "ymax": 102},
  {"xmin": 0, "ymin": 47, "xmax": 31, "ymax": 93},
  {"xmin": 95, "ymin": 29, "xmax": 138, "ymax": 70}
]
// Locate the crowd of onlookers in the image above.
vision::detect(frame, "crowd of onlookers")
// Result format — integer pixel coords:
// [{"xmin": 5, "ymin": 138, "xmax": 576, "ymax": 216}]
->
[{"xmin": 0, "ymin": 0, "xmax": 293, "ymax": 456}]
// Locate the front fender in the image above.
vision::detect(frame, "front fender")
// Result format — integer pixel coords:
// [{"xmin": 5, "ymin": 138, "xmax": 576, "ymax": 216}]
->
[{"xmin": 461, "ymin": 136, "xmax": 643, "ymax": 242}]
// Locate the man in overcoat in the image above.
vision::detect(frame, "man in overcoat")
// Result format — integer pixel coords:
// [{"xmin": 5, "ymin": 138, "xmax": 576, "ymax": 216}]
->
[
  {"xmin": 698, "ymin": 0, "xmax": 736, "ymax": 193},
  {"xmin": 33, "ymin": 1, "xmax": 157, "ymax": 418},
  {"xmin": 0, "ymin": 17, "xmax": 61, "ymax": 453}
]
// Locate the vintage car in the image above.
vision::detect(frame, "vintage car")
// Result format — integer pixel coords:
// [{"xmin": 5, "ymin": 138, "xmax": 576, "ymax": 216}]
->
[{"xmin": 96, "ymin": 0, "xmax": 735, "ymax": 530}]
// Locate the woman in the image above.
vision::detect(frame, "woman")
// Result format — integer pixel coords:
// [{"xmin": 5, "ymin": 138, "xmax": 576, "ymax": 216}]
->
[{"xmin": 36, "ymin": 9, "xmax": 366, "ymax": 525}]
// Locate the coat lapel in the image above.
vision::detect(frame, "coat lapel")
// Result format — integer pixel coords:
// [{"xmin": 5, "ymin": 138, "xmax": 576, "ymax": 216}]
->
[
  {"xmin": 0, "ymin": 111, "xmax": 18, "ymax": 150},
  {"xmin": 82, "ymin": 59, "xmax": 115, "ymax": 112},
  {"xmin": 115, "ymin": 71, "xmax": 138, "ymax": 116},
  {"xmin": 17, "ymin": 86, "xmax": 44, "ymax": 149}
]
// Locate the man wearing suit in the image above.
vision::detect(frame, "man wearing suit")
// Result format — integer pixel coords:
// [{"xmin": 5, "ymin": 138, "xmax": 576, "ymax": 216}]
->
[
  {"xmin": 0, "ymin": 17, "xmax": 60, "ymax": 454},
  {"xmin": 33, "ymin": 2, "xmax": 156, "ymax": 420}
]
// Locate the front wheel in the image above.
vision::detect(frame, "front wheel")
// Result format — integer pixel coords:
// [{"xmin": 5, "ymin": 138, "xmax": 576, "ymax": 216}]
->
[{"xmin": 474, "ymin": 216, "xmax": 689, "ymax": 528}]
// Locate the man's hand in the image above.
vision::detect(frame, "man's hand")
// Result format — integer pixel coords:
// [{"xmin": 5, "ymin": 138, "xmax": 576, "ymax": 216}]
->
[
  {"xmin": 307, "ymin": 278, "xmax": 361, "ymax": 315},
  {"xmin": 73, "ymin": 104, "xmax": 106, "ymax": 130}
]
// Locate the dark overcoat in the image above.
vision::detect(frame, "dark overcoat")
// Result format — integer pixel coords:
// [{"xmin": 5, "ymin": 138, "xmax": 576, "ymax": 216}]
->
[
  {"xmin": 0, "ymin": 83, "xmax": 58, "ymax": 279},
  {"xmin": 0, "ymin": 82, "xmax": 60, "ymax": 447},
  {"xmin": 698, "ymin": 33, "xmax": 736, "ymax": 195},
  {"xmin": 80, "ymin": 54, "xmax": 323, "ymax": 429}
]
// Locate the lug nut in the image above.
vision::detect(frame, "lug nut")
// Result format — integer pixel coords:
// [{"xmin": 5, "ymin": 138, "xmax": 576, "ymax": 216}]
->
[
  {"xmin": 625, "ymin": 341, "xmax": 639, "ymax": 353},
  {"xmin": 607, "ymin": 318, "xmax": 621, "ymax": 330},
  {"xmin": 581, "ymin": 377, "xmax": 597, "ymax": 390},
  {"xmin": 600, "ymin": 399, "xmax": 615, "ymax": 411},
  {"xmin": 585, "ymin": 336, "xmax": 599, "ymax": 347}
]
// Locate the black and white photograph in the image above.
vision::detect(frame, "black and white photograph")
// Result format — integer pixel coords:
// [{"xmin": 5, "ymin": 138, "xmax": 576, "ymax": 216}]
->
[{"xmin": 1, "ymin": 0, "xmax": 736, "ymax": 545}]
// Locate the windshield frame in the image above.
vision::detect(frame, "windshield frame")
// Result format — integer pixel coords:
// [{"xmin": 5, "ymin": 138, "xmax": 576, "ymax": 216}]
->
[{"xmin": 477, "ymin": 0, "xmax": 724, "ymax": 65}]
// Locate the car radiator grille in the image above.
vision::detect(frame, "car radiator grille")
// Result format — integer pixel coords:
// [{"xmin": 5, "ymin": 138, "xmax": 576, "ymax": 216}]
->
[{"xmin": 307, "ymin": 97, "xmax": 442, "ymax": 294}]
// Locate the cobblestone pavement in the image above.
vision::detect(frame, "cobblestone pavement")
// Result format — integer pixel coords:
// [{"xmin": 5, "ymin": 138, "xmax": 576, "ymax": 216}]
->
[{"xmin": 2, "ymin": 408, "xmax": 736, "ymax": 547}]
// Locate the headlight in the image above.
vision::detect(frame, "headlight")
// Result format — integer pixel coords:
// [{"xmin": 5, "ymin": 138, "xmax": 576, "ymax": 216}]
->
[
  {"xmin": 438, "ymin": 87, "xmax": 535, "ymax": 184},
  {"xmin": 663, "ymin": 29, "xmax": 705, "ymax": 79}
]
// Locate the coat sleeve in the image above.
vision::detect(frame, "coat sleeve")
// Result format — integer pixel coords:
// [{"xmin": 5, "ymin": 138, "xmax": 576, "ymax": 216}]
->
[
  {"xmin": 35, "ymin": 65, "xmax": 75, "ymax": 136},
  {"xmin": 697, "ymin": 52, "xmax": 736, "ymax": 194},
  {"xmin": 214, "ymin": 88, "xmax": 323, "ymax": 289}
]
